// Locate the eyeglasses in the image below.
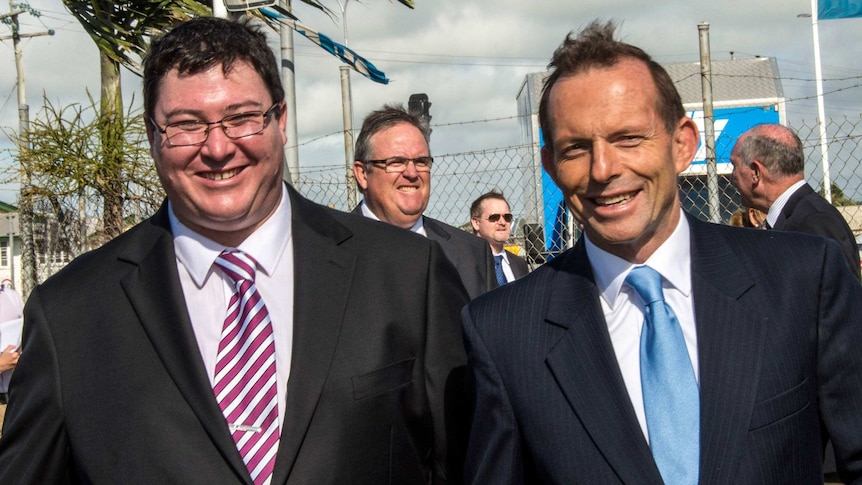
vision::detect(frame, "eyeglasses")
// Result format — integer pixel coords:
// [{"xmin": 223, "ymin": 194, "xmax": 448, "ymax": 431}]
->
[
  {"xmin": 484, "ymin": 213, "xmax": 513, "ymax": 223},
  {"xmin": 150, "ymin": 103, "xmax": 281, "ymax": 147},
  {"xmin": 365, "ymin": 157, "xmax": 433, "ymax": 173}
]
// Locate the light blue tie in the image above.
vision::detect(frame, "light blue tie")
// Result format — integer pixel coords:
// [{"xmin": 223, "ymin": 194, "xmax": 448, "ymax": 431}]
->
[
  {"xmin": 494, "ymin": 255, "xmax": 506, "ymax": 286},
  {"xmin": 626, "ymin": 265, "xmax": 699, "ymax": 484}
]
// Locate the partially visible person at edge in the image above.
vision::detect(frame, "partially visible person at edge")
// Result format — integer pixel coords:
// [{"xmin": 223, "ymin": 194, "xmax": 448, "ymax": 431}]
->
[
  {"xmin": 728, "ymin": 207, "xmax": 767, "ymax": 229},
  {"xmin": 0, "ymin": 17, "xmax": 468, "ymax": 484},
  {"xmin": 0, "ymin": 281, "xmax": 24, "ymax": 438},
  {"xmin": 731, "ymin": 123, "xmax": 860, "ymax": 279},
  {"xmin": 351, "ymin": 104, "xmax": 496, "ymax": 298}
]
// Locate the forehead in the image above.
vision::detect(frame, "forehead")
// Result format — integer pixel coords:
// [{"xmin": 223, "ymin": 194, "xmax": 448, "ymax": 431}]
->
[
  {"xmin": 155, "ymin": 62, "xmax": 269, "ymax": 110},
  {"xmin": 368, "ymin": 122, "xmax": 429, "ymax": 156},
  {"xmin": 479, "ymin": 198, "xmax": 509, "ymax": 214},
  {"xmin": 546, "ymin": 59, "xmax": 659, "ymax": 136}
]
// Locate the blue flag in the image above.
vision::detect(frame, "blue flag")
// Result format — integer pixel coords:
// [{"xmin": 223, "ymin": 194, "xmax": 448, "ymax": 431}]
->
[
  {"xmin": 818, "ymin": 0, "xmax": 862, "ymax": 19},
  {"xmin": 260, "ymin": 8, "xmax": 390, "ymax": 84}
]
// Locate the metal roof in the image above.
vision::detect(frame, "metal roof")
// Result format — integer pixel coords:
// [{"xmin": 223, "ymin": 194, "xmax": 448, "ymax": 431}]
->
[{"xmin": 666, "ymin": 57, "xmax": 784, "ymax": 107}]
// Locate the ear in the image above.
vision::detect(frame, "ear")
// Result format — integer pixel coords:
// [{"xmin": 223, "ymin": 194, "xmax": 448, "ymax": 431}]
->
[
  {"xmin": 353, "ymin": 160, "xmax": 369, "ymax": 190},
  {"xmin": 749, "ymin": 159, "xmax": 764, "ymax": 183},
  {"xmin": 672, "ymin": 117, "xmax": 698, "ymax": 174},
  {"xmin": 276, "ymin": 101, "xmax": 288, "ymax": 145},
  {"xmin": 145, "ymin": 114, "xmax": 157, "ymax": 158},
  {"xmin": 541, "ymin": 146, "xmax": 559, "ymax": 185},
  {"xmin": 470, "ymin": 217, "xmax": 481, "ymax": 233}
]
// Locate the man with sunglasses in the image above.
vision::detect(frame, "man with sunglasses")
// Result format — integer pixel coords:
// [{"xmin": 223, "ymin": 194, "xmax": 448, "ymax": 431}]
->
[
  {"xmin": 0, "ymin": 18, "xmax": 469, "ymax": 484},
  {"xmin": 470, "ymin": 192, "xmax": 529, "ymax": 285},
  {"xmin": 352, "ymin": 105, "xmax": 496, "ymax": 298}
]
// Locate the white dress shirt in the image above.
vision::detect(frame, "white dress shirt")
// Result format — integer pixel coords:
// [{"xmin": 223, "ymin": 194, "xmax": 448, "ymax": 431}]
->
[
  {"xmin": 585, "ymin": 210, "xmax": 699, "ymax": 441},
  {"xmin": 766, "ymin": 179, "xmax": 806, "ymax": 228},
  {"xmin": 170, "ymin": 187, "xmax": 295, "ymax": 431},
  {"xmin": 493, "ymin": 250, "xmax": 516, "ymax": 283}
]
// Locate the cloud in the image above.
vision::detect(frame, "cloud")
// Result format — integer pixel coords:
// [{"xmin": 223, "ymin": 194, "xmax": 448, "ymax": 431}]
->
[{"xmin": 0, "ymin": 0, "xmax": 859, "ymax": 204}]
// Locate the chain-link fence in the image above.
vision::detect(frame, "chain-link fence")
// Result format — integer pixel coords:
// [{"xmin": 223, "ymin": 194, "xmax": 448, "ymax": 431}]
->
[
  {"xmin": 299, "ymin": 114, "xmax": 862, "ymax": 267},
  {"xmin": 22, "ymin": 113, "xmax": 862, "ymax": 288}
]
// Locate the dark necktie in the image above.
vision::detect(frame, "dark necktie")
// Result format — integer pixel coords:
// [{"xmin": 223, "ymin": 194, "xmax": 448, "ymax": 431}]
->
[
  {"xmin": 494, "ymin": 254, "xmax": 506, "ymax": 286},
  {"xmin": 626, "ymin": 265, "xmax": 699, "ymax": 484},
  {"xmin": 213, "ymin": 250, "xmax": 279, "ymax": 485}
]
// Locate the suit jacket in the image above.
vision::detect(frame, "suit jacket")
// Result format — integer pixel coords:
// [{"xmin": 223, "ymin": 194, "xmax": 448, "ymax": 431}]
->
[
  {"xmin": 462, "ymin": 215, "xmax": 862, "ymax": 484},
  {"xmin": 505, "ymin": 249, "xmax": 529, "ymax": 281},
  {"xmin": 0, "ymin": 186, "xmax": 469, "ymax": 484},
  {"xmin": 773, "ymin": 183, "xmax": 860, "ymax": 279},
  {"xmin": 351, "ymin": 205, "xmax": 495, "ymax": 300}
]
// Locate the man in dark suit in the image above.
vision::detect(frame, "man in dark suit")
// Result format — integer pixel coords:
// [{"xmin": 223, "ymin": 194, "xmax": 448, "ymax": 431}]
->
[
  {"xmin": 462, "ymin": 20, "xmax": 862, "ymax": 484},
  {"xmin": 352, "ymin": 105, "xmax": 495, "ymax": 299},
  {"xmin": 469, "ymin": 191, "xmax": 529, "ymax": 285},
  {"xmin": 731, "ymin": 123, "xmax": 860, "ymax": 279},
  {"xmin": 0, "ymin": 18, "xmax": 468, "ymax": 484}
]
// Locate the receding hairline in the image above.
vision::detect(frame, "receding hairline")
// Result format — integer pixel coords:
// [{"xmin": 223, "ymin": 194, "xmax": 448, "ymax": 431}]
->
[{"xmin": 543, "ymin": 57, "xmax": 667, "ymax": 137}]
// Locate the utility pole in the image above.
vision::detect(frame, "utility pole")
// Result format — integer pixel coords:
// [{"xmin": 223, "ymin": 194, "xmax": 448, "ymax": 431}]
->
[
  {"xmin": 281, "ymin": 0, "xmax": 300, "ymax": 187},
  {"xmin": 698, "ymin": 22, "xmax": 720, "ymax": 224},
  {"xmin": 1, "ymin": 2, "xmax": 54, "ymax": 295},
  {"xmin": 337, "ymin": 0, "xmax": 357, "ymax": 209}
]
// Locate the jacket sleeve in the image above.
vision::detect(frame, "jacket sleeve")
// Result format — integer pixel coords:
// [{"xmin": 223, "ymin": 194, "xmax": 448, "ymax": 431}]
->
[
  {"xmin": 425, "ymin": 240, "xmax": 470, "ymax": 484},
  {"xmin": 816, "ymin": 240, "xmax": 862, "ymax": 483},
  {"xmin": 461, "ymin": 302, "xmax": 524, "ymax": 485},
  {"xmin": 0, "ymin": 287, "xmax": 75, "ymax": 484}
]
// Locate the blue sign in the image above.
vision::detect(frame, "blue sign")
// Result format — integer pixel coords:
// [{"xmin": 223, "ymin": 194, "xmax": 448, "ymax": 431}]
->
[{"xmin": 685, "ymin": 105, "xmax": 780, "ymax": 174}]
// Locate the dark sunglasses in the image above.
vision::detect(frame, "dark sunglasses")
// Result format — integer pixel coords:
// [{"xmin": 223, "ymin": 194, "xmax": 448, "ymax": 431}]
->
[{"xmin": 485, "ymin": 213, "xmax": 513, "ymax": 223}]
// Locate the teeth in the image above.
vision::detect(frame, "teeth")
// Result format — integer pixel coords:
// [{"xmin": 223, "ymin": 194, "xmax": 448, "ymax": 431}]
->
[
  {"xmin": 398, "ymin": 186, "xmax": 418, "ymax": 192},
  {"xmin": 204, "ymin": 168, "xmax": 241, "ymax": 181},
  {"xmin": 595, "ymin": 193, "xmax": 634, "ymax": 206}
]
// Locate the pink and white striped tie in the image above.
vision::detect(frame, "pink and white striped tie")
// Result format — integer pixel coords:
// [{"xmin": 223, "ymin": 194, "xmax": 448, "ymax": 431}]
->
[{"xmin": 213, "ymin": 250, "xmax": 279, "ymax": 485}]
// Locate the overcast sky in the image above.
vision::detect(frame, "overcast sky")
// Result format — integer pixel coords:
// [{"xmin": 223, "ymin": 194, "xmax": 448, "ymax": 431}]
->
[{"xmin": 0, "ymin": 0, "xmax": 859, "ymax": 204}]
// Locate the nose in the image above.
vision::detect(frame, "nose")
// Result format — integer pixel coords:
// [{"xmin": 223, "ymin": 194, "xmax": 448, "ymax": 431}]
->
[
  {"xmin": 400, "ymin": 160, "xmax": 421, "ymax": 179},
  {"xmin": 590, "ymin": 141, "xmax": 619, "ymax": 184},
  {"xmin": 199, "ymin": 124, "xmax": 236, "ymax": 161}
]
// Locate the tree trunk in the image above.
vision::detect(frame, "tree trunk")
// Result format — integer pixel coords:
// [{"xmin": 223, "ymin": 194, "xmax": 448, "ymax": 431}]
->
[{"xmin": 99, "ymin": 49, "xmax": 124, "ymax": 239}]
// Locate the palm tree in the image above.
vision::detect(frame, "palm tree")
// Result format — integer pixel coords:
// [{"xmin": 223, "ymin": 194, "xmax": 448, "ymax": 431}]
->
[
  {"xmin": 62, "ymin": 0, "xmax": 414, "ymax": 238},
  {"xmin": 62, "ymin": 0, "xmax": 215, "ymax": 238}
]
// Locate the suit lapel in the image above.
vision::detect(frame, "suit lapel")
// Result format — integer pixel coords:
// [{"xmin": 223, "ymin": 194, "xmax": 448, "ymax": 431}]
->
[
  {"xmin": 543, "ymin": 244, "xmax": 663, "ymax": 484},
  {"xmin": 688, "ymin": 218, "xmax": 765, "ymax": 484},
  {"xmin": 271, "ymin": 187, "xmax": 356, "ymax": 483},
  {"xmin": 119, "ymin": 207, "xmax": 251, "ymax": 483}
]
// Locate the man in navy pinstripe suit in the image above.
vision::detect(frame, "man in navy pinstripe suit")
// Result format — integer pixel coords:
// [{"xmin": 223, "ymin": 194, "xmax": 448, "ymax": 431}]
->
[{"xmin": 462, "ymin": 20, "xmax": 862, "ymax": 484}]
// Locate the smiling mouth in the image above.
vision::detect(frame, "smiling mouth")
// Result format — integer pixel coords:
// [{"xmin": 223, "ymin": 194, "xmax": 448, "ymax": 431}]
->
[
  {"xmin": 594, "ymin": 192, "xmax": 636, "ymax": 206},
  {"xmin": 398, "ymin": 186, "xmax": 419, "ymax": 192},
  {"xmin": 202, "ymin": 168, "xmax": 241, "ymax": 181}
]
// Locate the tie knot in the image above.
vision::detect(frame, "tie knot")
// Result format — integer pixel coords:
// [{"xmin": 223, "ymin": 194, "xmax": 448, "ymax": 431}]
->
[
  {"xmin": 494, "ymin": 255, "xmax": 503, "ymax": 264},
  {"xmin": 625, "ymin": 265, "xmax": 665, "ymax": 305},
  {"xmin": 215, "ymin": 250, "xmax": 258, "ymax": 284}
]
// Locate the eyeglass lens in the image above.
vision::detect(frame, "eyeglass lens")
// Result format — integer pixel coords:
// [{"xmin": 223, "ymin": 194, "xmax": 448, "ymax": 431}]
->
[{"xmin": 487, "ymin": 213, "xmax": 513, "ymax": 223}]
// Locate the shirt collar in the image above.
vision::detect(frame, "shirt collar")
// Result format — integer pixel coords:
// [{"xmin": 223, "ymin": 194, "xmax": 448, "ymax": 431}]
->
[
  {"xmin": 586, "ymin": 209, "xmax": 692, "ymax": 310},
  {"xmin": 170, "ymin": 184, "xmax": 292, "ymax": 287},
  {"xmin": 766, "ymin": 179, "xmax": 806, "ymax": 228},
  {"xmin": 359, "ymin": 199, "xmax": 426, "ymax": 236}
]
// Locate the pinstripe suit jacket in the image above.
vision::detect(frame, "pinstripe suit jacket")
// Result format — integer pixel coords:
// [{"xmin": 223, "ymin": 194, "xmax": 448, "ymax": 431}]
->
[{"xmin": 463, "ymin": 214, "xmax": 862, "ymax": 484}]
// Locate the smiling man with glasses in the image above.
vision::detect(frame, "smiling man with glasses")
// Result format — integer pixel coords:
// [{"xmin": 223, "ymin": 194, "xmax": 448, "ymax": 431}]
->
[
  {"xmin": 352, "ymin": 104, "xmax": 496, "ymax": 300},
  {"xmin": 0, "ymin": 18, "xmax": 470, "ymax": 485},
  {"xmin": 470, "ymin": 191, "xmax": 529, "ymax": 286}
]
